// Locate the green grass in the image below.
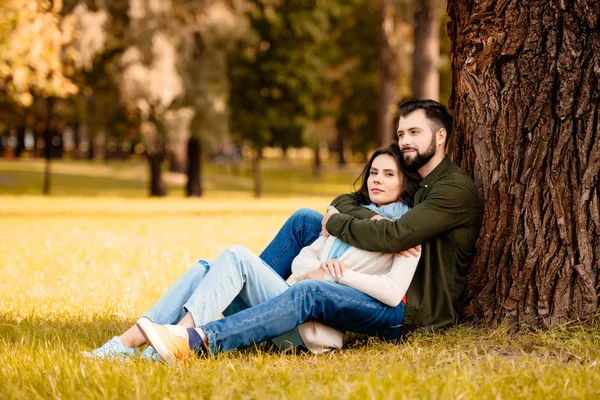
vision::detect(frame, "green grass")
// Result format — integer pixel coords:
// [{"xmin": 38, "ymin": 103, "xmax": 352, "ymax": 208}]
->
[
  {"xmin": 1, "ymin": 164, "xmax": 599, "ymax": 399},
  {"xmin": 0, "ymin": 158, "xmax": 360, "ymax": 197}
]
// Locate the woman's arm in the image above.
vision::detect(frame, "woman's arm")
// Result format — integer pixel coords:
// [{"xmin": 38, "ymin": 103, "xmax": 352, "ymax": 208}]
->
[
  {"xmin": 325, "ymin": 253, "xmax": 421, "ymax": 307},
  {"xmin": 291, "ymin": 236, "xmax": 327, "ymax": 277}
]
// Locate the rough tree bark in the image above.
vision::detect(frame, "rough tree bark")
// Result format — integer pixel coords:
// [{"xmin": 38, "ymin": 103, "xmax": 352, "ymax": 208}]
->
[
  {"xmin": 448, "ymin": 0, "xmax": 600, "ymax": 326},
  {"xmin": 412, "ymin": 0, "xmax": 442, "ymax": 100}
]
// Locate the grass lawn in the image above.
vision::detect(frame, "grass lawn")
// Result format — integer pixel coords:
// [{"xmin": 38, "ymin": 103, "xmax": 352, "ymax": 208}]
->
[
  {"xmin": 0, "ymin": 158, "xmax": 361, "ymax": 198},
  {"xmin": 1, "ymin": 161, "xmax": 599, "ymax": 399}
]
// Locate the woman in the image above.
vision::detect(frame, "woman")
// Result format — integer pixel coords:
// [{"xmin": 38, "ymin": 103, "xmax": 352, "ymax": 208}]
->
[{"xmin": 86, "ymin": 143, "xmax": 421, "ymax": 361}]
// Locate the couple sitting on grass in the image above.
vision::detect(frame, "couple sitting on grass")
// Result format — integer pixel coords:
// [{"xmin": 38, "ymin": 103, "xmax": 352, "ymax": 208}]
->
[{"xmin": 86, "ymin": 99, "xmax": 481, "ymax": 363}]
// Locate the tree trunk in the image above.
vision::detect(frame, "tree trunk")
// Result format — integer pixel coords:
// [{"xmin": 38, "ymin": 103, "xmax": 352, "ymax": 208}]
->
[
  {"xmin": 147, "ymin": 150, "xmax": 167, "ymax": 197},
  {"xmin": 313, "ymin": 143, "xmax": 321, "ymax": 178},
  {"xmin": 186, "ymin": 136, "xmax": 202, "ymax": 197},
  {"xmin": 42, "ymin": 99, "xmax": 54, "ymax": 195},
  {"xmin": 253, "ymin": 147, "xmax": 263, "ymax": 198},
  {"xmin": 377, "ymin": 0, "xmax": 397, "ymax": 147},
  {"xmin": 336, "ymin": 133, "xmax": 347, "ymax": 167},
  {"xmin": 412, "ymin": 0, "xmax": 441, "ymax": 100},
  {"xmin": 448, "ymin": 0, "xmax": 600, "ymax": 327}
]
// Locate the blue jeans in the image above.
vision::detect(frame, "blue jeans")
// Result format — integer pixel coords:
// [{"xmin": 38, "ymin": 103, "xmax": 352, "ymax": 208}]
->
[
  {"xmin": 201, "ymin": 280, "xmax": 406, "ymax": 354},
  {"xmin": 144, "ymin": 208, "xmax": 323, "ymax": 349}
]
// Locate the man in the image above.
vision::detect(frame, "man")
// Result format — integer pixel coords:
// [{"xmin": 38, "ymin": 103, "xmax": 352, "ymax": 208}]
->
[{"xmin": 137, "ymin": 99, "xmax": 481, "ymax": 360}]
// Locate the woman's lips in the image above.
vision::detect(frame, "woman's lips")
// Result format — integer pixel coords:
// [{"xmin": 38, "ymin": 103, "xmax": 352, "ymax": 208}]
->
[{"xmin": 371, "ymin": 188, "xmax": 384, "ymax": 193}]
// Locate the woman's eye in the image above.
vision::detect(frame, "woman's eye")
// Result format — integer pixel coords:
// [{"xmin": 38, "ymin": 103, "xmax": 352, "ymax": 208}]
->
[{"xmin": 370, "ymin": 171, "xmax": 377, "ymax": 175}]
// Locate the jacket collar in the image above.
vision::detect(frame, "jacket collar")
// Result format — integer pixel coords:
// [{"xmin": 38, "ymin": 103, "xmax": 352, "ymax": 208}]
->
[{"xmin": 419, "ymin": 156, "xmax": 452, "ymax": 188}]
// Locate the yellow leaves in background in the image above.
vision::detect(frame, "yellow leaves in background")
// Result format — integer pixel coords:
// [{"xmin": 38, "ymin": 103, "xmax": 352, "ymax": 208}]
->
[{"xmin": 0, "ymin": 0, "xmax": 78, "ymax": 105}]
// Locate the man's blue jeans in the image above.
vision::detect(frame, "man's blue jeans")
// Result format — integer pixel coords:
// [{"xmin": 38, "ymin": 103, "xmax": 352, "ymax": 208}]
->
[{"xmin": 201, "ymin": 279, "xmax": 406, "ymax": 354}]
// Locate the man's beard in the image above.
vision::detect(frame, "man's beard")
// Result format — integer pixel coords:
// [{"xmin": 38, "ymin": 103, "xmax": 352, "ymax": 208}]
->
[{"xmin": 400, "ymin": 134, "xmax": 436, "ymax": 172}]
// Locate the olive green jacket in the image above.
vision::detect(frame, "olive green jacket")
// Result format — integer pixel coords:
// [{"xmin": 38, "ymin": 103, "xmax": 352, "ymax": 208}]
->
[{"xmin": 327, "ymin": 156, "xmax": 481, "ymax": 332}]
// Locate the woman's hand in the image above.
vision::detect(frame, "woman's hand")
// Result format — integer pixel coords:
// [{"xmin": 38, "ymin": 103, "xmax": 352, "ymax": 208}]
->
[
  {"xmin": 370, "ymin": 214, "xmax": 385, "ymax": 221},
  {"xmin": 398, "ymin": 245, "xmax": 421, "ymax": 258},
  {"xmin": 319, "ymin": 260, "xmax": 347, "ymax": 279},
  {"xmin": 296, "ymin": 268, "xmax": 325, "ymax": 282}
]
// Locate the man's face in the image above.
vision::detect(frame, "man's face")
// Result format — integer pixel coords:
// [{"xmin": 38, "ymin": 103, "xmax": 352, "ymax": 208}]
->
[{"xmin": 396, "ymin": 109, "xmax": 438, "ymax": 172}]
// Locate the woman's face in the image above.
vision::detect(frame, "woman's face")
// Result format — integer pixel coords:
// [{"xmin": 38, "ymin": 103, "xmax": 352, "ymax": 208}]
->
[{"xmin": 367, "ymin": 154, "xmax": 403, "ymax": 206}]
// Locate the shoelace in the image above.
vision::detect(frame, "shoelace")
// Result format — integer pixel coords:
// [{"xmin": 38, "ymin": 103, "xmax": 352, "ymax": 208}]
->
[{"xmin": 167, "ymin": 326, "xmax": 187, "ymax": 339}]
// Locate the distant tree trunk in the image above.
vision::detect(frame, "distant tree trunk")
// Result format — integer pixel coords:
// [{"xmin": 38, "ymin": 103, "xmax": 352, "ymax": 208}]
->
[
  {"xmin": 448, "ymin": 0, "xmax": 600, "ymax": 327},
  {"xmin": 378, "ymin": 0, "xmax": 397, "ymax": 147},
  {"xmin": 148, "ymin": 150, "xmax": 167, "ymax": 197},
  {"xmin": 72, "ymin": 122, "xmax": 81, "ymax": 160},
  {"xmin": 42, "ymin": 99, "xmax": 54, "ymax": 196},
  {"xmin": 253, "ymin": 147, "xmax": 263, "ymax": 198},
  {"xmin": 43, "ymin": 128, "xmax": 52, "ymax": 195},
  {"xmin": 186, "ymin": 136, "xmax": 202, "ymax": 197},
  {"xmin": 336, "ymin": 133, "xmax": 347, "ymax": 167},
  {"xmin": 15, "ymin": 126, "xmax": 25, "ymax": 158},
  {"xmin": 412, "ymin": 0, "xmax": 441, "ymax": 100},
  {"xmin": 313, "ymin": 143, "xmax": 321, "ymax": 178}
]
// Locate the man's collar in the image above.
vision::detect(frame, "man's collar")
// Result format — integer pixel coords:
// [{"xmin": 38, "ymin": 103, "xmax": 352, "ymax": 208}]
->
[{"xmin": 419, "ymin": 156, "xmax": 452, "ymax": 187}]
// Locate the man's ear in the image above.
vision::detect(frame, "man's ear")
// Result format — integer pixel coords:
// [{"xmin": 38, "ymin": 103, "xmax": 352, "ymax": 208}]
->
[{"xmin": 436, "ymin": 128, "xmax": 447, "ymax": 147}]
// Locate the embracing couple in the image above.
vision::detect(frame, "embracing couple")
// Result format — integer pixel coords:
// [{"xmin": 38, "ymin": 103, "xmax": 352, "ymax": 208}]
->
[{"xmin": 86, "ymin": 99, "xmax": 481, "ymax": 363}]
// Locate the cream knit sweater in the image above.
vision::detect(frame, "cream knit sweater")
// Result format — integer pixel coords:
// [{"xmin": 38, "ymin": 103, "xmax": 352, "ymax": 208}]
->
[{"xmin": 291, "ymin": 234, "xmax": 421, "ymax": 354}]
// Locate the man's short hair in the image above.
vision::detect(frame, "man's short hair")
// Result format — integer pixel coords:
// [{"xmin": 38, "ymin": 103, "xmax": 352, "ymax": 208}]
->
[{"xmin": 399, "ymin": 99, "xmax": 453, "ymax": 147}]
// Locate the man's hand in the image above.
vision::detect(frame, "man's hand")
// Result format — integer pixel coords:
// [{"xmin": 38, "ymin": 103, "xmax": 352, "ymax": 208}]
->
[
  {"xmin": 398, "ymin": 245, "xmax": 421, "ymax": 258},
  {"xmin": 295, "ymin": 268, "xmax": 326, "ymax": 282},
  {"xmin": 319, "ymin": 260, "xmax": 347, "ymax": 279},
  {"xmin": 321, "ymin": 205, "xmax": 340, "ymax": 236}
]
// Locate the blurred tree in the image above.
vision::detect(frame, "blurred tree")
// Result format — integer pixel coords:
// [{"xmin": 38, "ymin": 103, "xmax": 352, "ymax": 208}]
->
[
  {"xmin": 0, "ymin": 0, "xmax": 79, "ymax": 107},
  {"xmin": 412, "ymin": 0, "xmax": 443, "ymax": 101},
  {"xmin": 378, "ymin": 0, "xmax": 396, "ymax": 147},
  {"xmin": 228, "ymin": 0, "xmax": 333, "ymax": 197}
]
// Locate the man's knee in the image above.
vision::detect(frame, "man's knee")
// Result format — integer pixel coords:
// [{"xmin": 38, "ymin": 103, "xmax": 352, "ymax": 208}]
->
[
  {"xmin": 290, "ymin": 280, "xmax": 325, "ymax": 298},
  {"xmin": 290, "ymin": 208, "xmax": 323, "ymax": 227}
]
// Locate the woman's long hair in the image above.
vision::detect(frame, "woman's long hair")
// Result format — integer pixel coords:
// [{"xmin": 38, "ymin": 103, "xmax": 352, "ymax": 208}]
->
[{"xmin": 352, "ymin": 143, "xmax": 420, "ymax": 207}]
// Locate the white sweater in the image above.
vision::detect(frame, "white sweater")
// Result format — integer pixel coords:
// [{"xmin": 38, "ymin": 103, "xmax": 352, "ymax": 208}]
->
[{"xmin": 291, "ymin": 234, "xmax": 421, "ymax": 354}]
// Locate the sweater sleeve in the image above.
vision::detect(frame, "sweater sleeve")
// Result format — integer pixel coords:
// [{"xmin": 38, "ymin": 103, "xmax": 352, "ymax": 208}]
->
[
  {"xmin": 326, "ymin": 176, "xmax": 477, "ymax": 253},
  {"xmin": 330, "ymin": 253, "xmax": 421, "ymax": 307},
  {"xmin": 291, "ymin": 236, "xmax": 326, "ymax": 277},
  {"xmin": 330, "ymin": 194, "xmax": 377, "ymax": 220}
]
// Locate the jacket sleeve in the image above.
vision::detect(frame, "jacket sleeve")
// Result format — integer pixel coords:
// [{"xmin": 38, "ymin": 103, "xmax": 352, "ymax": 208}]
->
[
  {"xmin": 330, "ymin": 194, "xmax": 377, "ymax": 220},
  {"xmin": 328, "ymin": 253, "xmax": 421, "ymax": 307},
  {"xmin": 291, "ymin": 236, "xmax": 326, "ymax": 277},
  {"xmin": 326, "ymin": 176, "xmax": 477, "ymax": 253}
]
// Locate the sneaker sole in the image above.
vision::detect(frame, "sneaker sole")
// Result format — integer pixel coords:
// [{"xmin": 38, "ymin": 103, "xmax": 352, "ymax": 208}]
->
[{"xmin": 136, "ymin": 318, "xmax": 177, "ymax": 365}]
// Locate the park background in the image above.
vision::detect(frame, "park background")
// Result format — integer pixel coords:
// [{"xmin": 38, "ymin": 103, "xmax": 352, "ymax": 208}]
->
[{"xmin": 1, "ymin": 0, "xmax": 599, "ymax": 398}]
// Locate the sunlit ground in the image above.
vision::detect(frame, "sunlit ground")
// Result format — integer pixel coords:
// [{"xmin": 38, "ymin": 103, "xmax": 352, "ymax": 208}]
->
[{"xmin": 1, "ymin": 160, "xmax": 599, "ymax": 399}]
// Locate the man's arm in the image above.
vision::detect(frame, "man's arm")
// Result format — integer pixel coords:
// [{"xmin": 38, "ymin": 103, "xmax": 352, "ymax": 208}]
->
[
  {"xmin": 326, "ymin": 176, "xmax": 478, "ymax": 253},
  {"xmin": 330, "ymin": 194, "xmax": 377, "ymax": 219}
]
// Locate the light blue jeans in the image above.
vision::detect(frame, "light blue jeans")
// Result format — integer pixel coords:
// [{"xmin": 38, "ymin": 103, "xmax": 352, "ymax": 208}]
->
[{"xmin": 144, "ymin": 208, "xmax": 324, "ymax": 350}]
